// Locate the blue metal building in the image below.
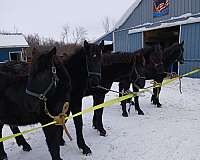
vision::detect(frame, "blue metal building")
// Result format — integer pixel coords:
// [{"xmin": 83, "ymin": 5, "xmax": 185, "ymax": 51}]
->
[
  {"xmin": 0, "ymin": 33, "xmax": 29, "ymax": 63},
  {"xmin": 97, "ymin": 0, "xmax": 200, "ymax": 78}
]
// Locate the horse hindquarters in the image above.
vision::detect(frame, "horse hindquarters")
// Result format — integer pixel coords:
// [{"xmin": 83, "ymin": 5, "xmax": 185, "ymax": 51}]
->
[
  {"xmin": 93, "ymin": 94, "xmax": 106, "ymax": 136},
  {"xmin": 0, "ymin": 124, "xmax": 7, "ymax": 160},
  {"xmin": 70, "ymin": 95, "xmax": 91, "ymax": 155}
]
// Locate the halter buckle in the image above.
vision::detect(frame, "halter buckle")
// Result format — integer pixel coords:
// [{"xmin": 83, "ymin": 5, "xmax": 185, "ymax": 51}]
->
[
  {"xmin": 52, "ymin": 66, "xmax": 56, "ymax": 74},
  {"xmin": 39, "ymin": 94, "xmax": 47, "ymax": 101}
]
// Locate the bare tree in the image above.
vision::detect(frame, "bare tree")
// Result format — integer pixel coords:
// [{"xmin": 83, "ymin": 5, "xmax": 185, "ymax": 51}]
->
[
  {"xmin": 102, "ymin": 16, "xmax": 111, "ymax": 33},
  {"xmin": 0, "ymin": 27, "xmax": 20, "ymax": 34},
  {"xmin": 72, "ymin": 26, "xmax": 87, "ymax": 44},
  {"xmin": 25, "ymin": 34, "xmax": 41, "ymax": 47},
  {"xmin": 61, "ymin": 24, "xmax": 70, "ymax": 43}
]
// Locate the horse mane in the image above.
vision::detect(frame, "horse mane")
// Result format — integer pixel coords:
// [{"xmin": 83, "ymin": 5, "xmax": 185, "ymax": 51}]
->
[
  {"xmin": 58, "ymin": 44, "xmax": 83, "ymax": 61},
  {"xmin": 164, "ymin": 42, "xmax": 179, "ymax": 54},
  {"xmin": 162, "ymin": 42, "xmax": 179, "ymax": 61},
  {"xmin": 102, "ymin": 48, "xmax": 148, "ymax": 66}
]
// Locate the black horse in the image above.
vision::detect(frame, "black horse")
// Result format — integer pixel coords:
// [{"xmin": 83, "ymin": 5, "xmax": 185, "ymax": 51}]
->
[
  {"xmin": 59, "ymin": 40, "xmax": 103, "ymax": 155},
  {"xmin": 119, "ymin": 41, "xmax": 184, "ymax": 116},
  {"xmin": 89, "ymin": 45, "xmax": 164, "ymax": 136},
  {"xmin": 0, "ymin": 40, "xmax": 103, "ymax": 159},
  {"xmin": 0, "ymin": 47, "xmax": 71, "ymax": 160},
  {"xmin": 150, "ymin": 41, "xmax": 184, "ymax": 107}
]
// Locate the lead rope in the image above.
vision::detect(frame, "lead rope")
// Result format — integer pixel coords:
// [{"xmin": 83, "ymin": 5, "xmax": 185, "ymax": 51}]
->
[
  {"xmin": 54, "ymin": 102, "xmax": 73, "ymax": 141},
  {"xmin": 179, "ymin": 77, "xmax": 182, "ymax": 94},
  {"xmin": 49, "ymin": 101, "xmax": 72, "ymax": 141}
]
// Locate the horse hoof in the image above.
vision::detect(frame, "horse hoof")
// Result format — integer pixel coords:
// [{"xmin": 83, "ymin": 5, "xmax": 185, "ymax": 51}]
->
[
  {"xmin": 138, "ymin": 110, "xmax": 144, "ymax": 115},
  {"xmin": 99, "ymin": 129, "xmax": 107, "ymax": 137},
  {"xmin": 82, "ymin": 146, "xmax": 92, "ymax": 155},
  {"xmin": 60, "ymin": 138, "xmax": 66, "ymax": 146},
  {"xmin": 22, "ymin": 143, "xmax": 32, "ymax": 152},
  {"xmin": 122, "ymin": 112, "xmax": 128, "ymax": 117},
  {"xmin": 52, "ymin": 158, "xmax": 63, "ymax": 160},
  {"xmin": 157, "ymin": 103, "xmax": 162, "ymax": 108}
]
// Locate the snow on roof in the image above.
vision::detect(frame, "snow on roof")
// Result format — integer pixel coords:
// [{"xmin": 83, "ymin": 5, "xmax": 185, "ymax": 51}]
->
[
  {"xmin": 129, "ymin": 13, "xmax": 200, "ymax": 34},
  {"xmin": 115, "ymin": 0, "xmax": 142, "ymax": 29},
  {"xmin": 0, "ymin": 34, "xmax": 29, "ymax": 48}
]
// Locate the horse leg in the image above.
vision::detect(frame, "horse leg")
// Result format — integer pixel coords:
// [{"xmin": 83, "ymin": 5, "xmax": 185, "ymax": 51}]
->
[
  {"xmin": 151, "ymin": 87, "xmax": 162, "ymax": 107},
  {"xmin": 71, "ymin": 96, "xmax": 91, "ymax": 155},
  {"xmin": 151, "ymin": 79, "xmax": 163, "ymax": 108},
  {"xmin": 59, "ymin": 127, "xmax": 65, "ymax": 146},
  {"xmin": 41, "ymin": 121, "xmax": 63, "ymax": 160},
  {"xmin": 59, "ymin": 103, "xmax": 71, "ymax": 146},
  {"xmin": 92, "ymin": 106, "xmax": 97, "ymax": 129},
  {"xmin": 93, "ymin": 94, "xmax": 106, "ymax": 136},
  {"xmin": 133, "ymin": 86, "xmax": 144, "ymax": 115},
  {"xmin": 119, "ymin": 81, "xmax": 128, "ymax": 117},
  {"xmin": 9, "ymin": 125, "xmax": 32, "ymax": 152},
  {"xmin": 151, "ymin": 88, "xmax": 157, "ymax": 105},
  {"xmin": 0, "ymin": 124, "xmax": 7, "ymax": 160}
]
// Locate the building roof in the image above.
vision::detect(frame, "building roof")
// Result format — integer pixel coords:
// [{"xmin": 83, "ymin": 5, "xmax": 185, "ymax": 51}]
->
[
  {"xmin": 94, "ymin": 31, "xmax": 113, "ymax": 44},
  {"xmin": 0, "ymin": 34, "xmax": 29, "ymax": 48},
  {"xmin": 129, "ymin": 13, "xmax": 200, "ymax": 34},
  {"xmin": 95, "ymin": 0, "xmax": 142, "ymax": 43},
  {"xmin": 115, "ymin": 0, "xmax": 142, "ymax": 29}
]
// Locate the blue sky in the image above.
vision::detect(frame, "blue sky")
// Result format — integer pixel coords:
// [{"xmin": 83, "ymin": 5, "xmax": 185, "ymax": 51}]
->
[{"xmin": 1, "ymin": 0, "xmax": 135, "ymax": 41}]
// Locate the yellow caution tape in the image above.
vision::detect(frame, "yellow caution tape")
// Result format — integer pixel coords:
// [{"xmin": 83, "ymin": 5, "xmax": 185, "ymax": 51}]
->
[{"xmin": 0, "ymin": 68, "xmax": 199, "ymax": 143}]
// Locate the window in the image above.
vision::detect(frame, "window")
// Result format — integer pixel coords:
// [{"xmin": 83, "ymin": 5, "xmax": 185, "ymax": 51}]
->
[{"xmin": 9, "ymin": 51, "xmax": 22, "ymax": 62}]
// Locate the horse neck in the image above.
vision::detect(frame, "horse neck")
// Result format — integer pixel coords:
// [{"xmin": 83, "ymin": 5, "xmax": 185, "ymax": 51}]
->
[
  {"xmin": 64, "ymin": 47, "xmax": 87, "ymax": 79},
  {"xmin": 163, "ymin": 46, "xmax": 178, "ymax": 70}
]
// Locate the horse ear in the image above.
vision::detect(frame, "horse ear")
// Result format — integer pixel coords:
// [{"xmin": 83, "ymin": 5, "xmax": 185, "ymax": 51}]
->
[
  {"xmin": 49, "ymin": 47, "xmax": 56, "ymax": 56},
  {"xmin": 84, "ymin": 40, "xmax": 89, "ymax": 49},
  {"xmin": 99, "ymin": 40, "xmax": 104, "ymax": 49}
]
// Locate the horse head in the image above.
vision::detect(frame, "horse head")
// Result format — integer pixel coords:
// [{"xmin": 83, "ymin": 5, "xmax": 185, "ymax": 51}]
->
[
  {"xmin": 26, "ymin": 47, "xmax": 71, "ymax": 114},
  {"xmin": 145, "ymin": 44, "xmax": 165, "ymax": 74},
  {"xmin": 163, "ymin": 41, "xmax": 185, "ymax": 68},
  {"xmin": 84, "ymin": 40, "xmax": 103, "ymax": 87},
  {"xmin": 131, "ymin": 52, "xmax": 146, "ymax": 89}
]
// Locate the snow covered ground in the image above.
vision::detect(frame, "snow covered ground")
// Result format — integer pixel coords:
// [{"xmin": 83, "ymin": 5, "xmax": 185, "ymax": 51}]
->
[{"xmin": 2, "ymin": 77, "xmax": 200, "ymax": 160}]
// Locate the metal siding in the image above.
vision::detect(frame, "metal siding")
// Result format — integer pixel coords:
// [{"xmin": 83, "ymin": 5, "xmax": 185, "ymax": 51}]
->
[
  {"xmin": 128, "ymin": 32, "xmax": 143, "ymax": 52},
  {"xmin": 0, "ymin": 47, "xmax": 22, "ymax": 62},
  {"xmin": 180, "ymin": 23, "xmax": 200, "ymax": 78},
  {"xmin": 114, "ymin": 30, "xmax": 129, "ymax": 52},
  {"xmin": 119, "ymin": 0, "xmax": 200, "ymax": 30}
]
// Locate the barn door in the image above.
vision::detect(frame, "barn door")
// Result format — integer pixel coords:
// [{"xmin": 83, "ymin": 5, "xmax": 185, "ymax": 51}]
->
[
  {"xmin": 180, "ymin": 23, "xmax": 200, "ymax": 78},
  {"xmin": 128, "ymin": 32, "xmax": 143, "ymax": 52}
]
